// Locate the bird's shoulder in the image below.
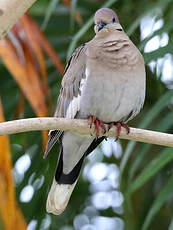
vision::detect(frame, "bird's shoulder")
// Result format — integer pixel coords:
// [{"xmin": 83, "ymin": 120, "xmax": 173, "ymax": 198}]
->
[
  {"xmin": 62, "ymin": 43, "xmax": 87, "ymax": 86},
  {"xmin": 54, "ymin": 43, "xmax": 87, "ymax": 118}
]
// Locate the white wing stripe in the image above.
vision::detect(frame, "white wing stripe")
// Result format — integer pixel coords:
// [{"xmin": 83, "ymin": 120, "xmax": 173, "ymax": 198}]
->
[{"xmin": 65, "ymin": 77, "xmax": 86, "ymax": 119}]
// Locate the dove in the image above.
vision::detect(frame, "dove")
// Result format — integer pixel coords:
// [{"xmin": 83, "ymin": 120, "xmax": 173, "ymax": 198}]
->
[{"xmin": 44, "ymin": 8, "xmax": 146, "ymax": 215}]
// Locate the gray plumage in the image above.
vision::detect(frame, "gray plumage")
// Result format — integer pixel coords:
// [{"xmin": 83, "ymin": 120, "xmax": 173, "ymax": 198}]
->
[{"xmin": 45, "ymin": 8, "xmax": 146, "ymax": 215}]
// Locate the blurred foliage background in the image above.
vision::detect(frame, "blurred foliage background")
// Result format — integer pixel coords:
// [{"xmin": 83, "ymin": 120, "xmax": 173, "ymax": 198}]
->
[{"xmin": 0, "ymin": 0, "xmax": 173, "ymax": 229}]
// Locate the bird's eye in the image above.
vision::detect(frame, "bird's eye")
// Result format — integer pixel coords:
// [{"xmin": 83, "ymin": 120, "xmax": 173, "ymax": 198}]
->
[
  {"xmin": 116, "ymin": 28, "xmax": 123, "ymax": 31},
  {"xmin": 112, "ymin": 17, "xmax": 115, "ymax": 23}
]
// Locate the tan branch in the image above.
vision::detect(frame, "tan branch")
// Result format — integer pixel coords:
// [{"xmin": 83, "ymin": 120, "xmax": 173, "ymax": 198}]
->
[
  {"xmin": 0, "ymin": 0, "xmax": 37, "ymax": 39},
  {"xmin": 0, "ymin": 117, "xmax": 173, "ymax": 147}
]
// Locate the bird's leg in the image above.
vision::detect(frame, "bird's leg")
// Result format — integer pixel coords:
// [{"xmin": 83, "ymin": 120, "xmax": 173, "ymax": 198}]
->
[
  {"xmin": 116, "ymin": 122, "xmax": 122, "ymax": 137},
  {"xmin": 108, "ymin": 122, "xmax": 130, "ymax": 139},
  {"xmin": 89, "ymin": 116, "xmax": 96, "ymax": 128},
  {"xmin": 121, "ymin": 123, "xmax": 130, "ymax": 134},
  {"xmin": 95, "ymin": 119, "xmax": 100, "ymax": 136},
  {"xmin": 99, "ymin": 120, "xmax": 107, "ymax": 134},
  {"xmin": 88, "ymin": 116, "xmax": 107, "ymax": 137}
]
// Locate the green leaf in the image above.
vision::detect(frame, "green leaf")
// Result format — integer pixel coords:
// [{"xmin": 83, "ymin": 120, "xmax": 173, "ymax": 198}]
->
[
  {"xmin": 120, "ymin": 90, "xmax": 173, "ymax": 176},
  {"xmin": 127, "ymin": 0, "xmax": 172, "ymax": 36},
  {"xmin": 70, "ymin": 0, "xmax": 78, "ymax": 31},
  {"xmin": 141, "ymin": 174, "xmax": 173, "ymax": 230},
  {"xmin": 41, "ymin": 0, "xmax": 60, "ymax": 30},
  {"xmin": 128, "ymin": 110, "xmax": 173, "ymax": 182},
  {"xmin": 139, "ymin": 22, "xmax": 173, "ymax": 51},
  {"xmin": 144, "ymin": 42, "xmax": 173, "ymax": 64},
  {"xmin": 126, "ymin": 148, "xmax": 173, "ymax": 196},
  {"xmin": 168, "ymin": 219, "xmax": 173, "ymax": 230},
  {"xmin": 128, "ymin": 143, "xmax": 150, "ymax": 182}
]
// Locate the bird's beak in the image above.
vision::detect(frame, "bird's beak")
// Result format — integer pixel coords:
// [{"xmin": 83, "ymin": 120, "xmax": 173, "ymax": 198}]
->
[{"xmin": 97, "ymin": 21, "xmax": 106, "ymax": 31}]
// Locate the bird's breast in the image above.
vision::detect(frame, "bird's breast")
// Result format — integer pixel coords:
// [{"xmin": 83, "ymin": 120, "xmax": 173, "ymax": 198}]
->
[
  {"xmin": 79, "ymin": 37, "xmax": 145, "ymax": 122},
  {"xmin": 87, "ymin": 37, "xmax": 140, "ymax": 70},
  {"xmin": 79, "ymin": 55, "xmax": 145, "ymax": 123}
]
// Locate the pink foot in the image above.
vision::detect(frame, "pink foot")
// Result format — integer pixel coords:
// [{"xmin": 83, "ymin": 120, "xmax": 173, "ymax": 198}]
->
[
  {"xmin": 88, "ymin": 116, "xmax": 107, "ymax": 137},
  {"xmin": 108, "ymin": 122, "xmax": 130, "ymax": 138}
]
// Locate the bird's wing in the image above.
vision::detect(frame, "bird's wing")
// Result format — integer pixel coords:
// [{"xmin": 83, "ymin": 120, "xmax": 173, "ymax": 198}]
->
[{"xmin": 44, "ymin": 44, "xmax": 87, "ymax": 158}]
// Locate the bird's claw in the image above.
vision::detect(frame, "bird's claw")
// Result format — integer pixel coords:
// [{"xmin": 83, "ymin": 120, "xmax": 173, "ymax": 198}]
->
[
  {"xmin": 107, "ymin": 122, "xmax": 130, "ymax": 140},
  {"xmin": 88, "ymin": 116, "xmax": 107, "ymax": 137},
  {"xmin": 89, "ymin": 116, "xmax": 96, "ymax": 128},
  {"xmin": 88, "ymin": 117, "xmax": 130, "ymax": 139}
]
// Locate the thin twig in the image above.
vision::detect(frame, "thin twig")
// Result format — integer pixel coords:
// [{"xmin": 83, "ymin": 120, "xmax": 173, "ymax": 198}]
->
[
  {"xmin": 0, "ymin": 117, "xmax": 173, "ymax": 147},
  {"xmin": 0, "ymin": 0, "xmax": 37, "ymax": 39}
]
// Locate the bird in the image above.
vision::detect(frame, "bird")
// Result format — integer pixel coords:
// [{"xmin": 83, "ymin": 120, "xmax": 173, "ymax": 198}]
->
[{"xmin": 44, "ymin": 7, "xmax": 146, "ymax": 215}]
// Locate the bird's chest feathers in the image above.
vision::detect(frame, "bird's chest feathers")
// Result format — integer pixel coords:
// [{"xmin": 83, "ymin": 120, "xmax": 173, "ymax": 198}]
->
[
  {"xmin": 87, "ymin": 37, "xmax": 138, "ymax": 69},
  {"xmin": 79, "ymin": 35, "xmax": 145, "ymax": 122},
  {"xmin": 80, "ymin": 66, "xmax": 139, "ymax": 122}
]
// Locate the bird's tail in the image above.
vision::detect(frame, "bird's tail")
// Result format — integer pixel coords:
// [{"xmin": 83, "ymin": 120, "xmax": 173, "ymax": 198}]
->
[
  {"xmin": 46, "ymin": 137, "xmax": 105, "ymax": 215},
  {"xmin": 46, "ymin": 150, "xmax": 85, "ymax": 215},
  {"xmin": 46, "ymin": 178, "xmax": 77, "ymax": 215}
]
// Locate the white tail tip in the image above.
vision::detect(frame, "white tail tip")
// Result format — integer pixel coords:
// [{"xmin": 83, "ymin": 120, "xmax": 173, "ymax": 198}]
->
[{"xmin": 46, "ymin": 178, "xmax": 77, "ymax": 215}]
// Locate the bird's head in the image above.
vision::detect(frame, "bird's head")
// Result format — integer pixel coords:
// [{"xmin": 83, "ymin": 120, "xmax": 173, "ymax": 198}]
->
[{"xmin": 94, "ymin": 8, "xmax": 123, "ymax": 34}]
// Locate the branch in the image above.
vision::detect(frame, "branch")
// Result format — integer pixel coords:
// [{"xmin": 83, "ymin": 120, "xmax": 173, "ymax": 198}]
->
[
  {"xmin": 0, "ymin": 117, "xmax": 173, "ymax": 147},
  {"xmin": 0, "ymin": 0, "xmax": 37, "ymax": 39}
]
